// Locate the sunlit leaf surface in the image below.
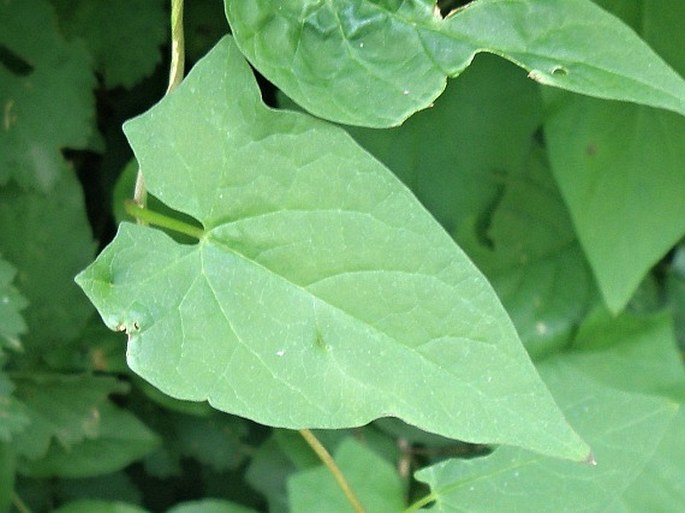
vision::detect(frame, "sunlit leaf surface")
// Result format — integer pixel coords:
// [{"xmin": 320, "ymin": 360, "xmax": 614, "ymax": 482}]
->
[
  {"xmin": 77, "ymin": 37, "xmax": 588, "ymax": 460},
  {"xmin": 226, "ymin": 0, "xmax": 685, "ymax": 126}
]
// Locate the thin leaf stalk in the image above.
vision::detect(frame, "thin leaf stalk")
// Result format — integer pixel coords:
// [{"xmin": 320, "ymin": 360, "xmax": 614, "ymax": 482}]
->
[
  {"xmin": 298, "ymin": 429, "xmax": 367, "ymax": 513},
  {"xmin": 403, "ymin": 491, "xmax": 438, "ymax": 513},
  {"xmin": 124, "ymin": 201, "xmax": 204, "ymax": 240},
  {"xmin": 12, "ymin": 493, "xmax": 34, "ymax": 513},
  {"xmin": 133, "ymin": 0, "xmax": 185, "ymax": 210}
]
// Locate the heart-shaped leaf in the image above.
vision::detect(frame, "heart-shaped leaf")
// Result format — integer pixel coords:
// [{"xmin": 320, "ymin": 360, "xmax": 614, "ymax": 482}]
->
[{"xmin": 76, "ymin": 37, "xmax": 588, "ymax": 460}]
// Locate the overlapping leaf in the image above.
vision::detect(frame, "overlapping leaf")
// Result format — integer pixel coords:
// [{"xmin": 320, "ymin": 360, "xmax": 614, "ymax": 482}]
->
[
  {"xmin": 12, "ymin": 375, "xmax": 127, "ymax": 460},
  {"xmin": 288, "ymin": 438, "xmax": 404, "ymax": 513},
  {"xmin": 77, "ymin": 37, "xmax": 589, "ymax": 460},
  {"xmin": 543, "ymin": 0, "xmax": 685, "ymax": 313},
  {"xmin": 414, "ymin": 310, "xmax": 684, "ymax": 512},
  {"xmin": 544, "ymin": 95, "xmax": 685, "ymax": 313},
  {"xmin": 416, "ymin": 364, "xmax": 678, "ymax": 512},
  {"xmin": 567, "ymin": 308, "xmax": 685, "ymax": 400},
  {"xmin": 225, "ymin": 0, "xmax": 685, "ymax": 127},
  {"xmin": 0, "ymin": 170, "xmax": 97, "ymax": 351},
  {"xmin": 246, "ymin": 435, "xmax": 296, "ymax": 513},
  {"xmin": 20, "ymin": 402, "xmax": 160, "ymax": 478},
  {"xmin": 341, "ymin": 53, "xmax": 543, "ymax": 234},
  {"xmin": 458, "ymin": 147, "xmax": 597, "ymax": 358},
  {"xmin": 618, "ymin": 408, "xmax": 685, "ymax": 512},
  {"xmin": 667, "ymin": 244, "xmax": 685, "ymax": 350}
]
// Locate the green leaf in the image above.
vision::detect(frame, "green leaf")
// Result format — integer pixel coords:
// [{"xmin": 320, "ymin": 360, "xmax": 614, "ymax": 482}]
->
[
  {"xmin": 20, "ymin": 402, "xmax": 159, "ymax": 478},
  {"xmin": 414, "ymin": 362, "xmax": 679, "ymax": 513},
  {"xmin": 342, "ymin": 52, "xmax": 543, "ymax": 234},
  {"xmin": 12, "ymin": 374, "xmax": 127, "ymax": 460},
  {"xmin": 542, "ymin": 0, "xmax": 685, "ymax": 313},
  {"xmin": 458, "ymin": 146, "xmax": 597, "ymax": 359},
  {"xmin": 42, "ymin": 315, "xmax": 129, "ymax": 374},
  {"xmin": 77, "ymin": 37, "xmax": 589, "ymax": 460},
  {"xmin": 618, "ymin": 407, "xmax": 685, "ymax": 512},
  {"xmin": 667, "ymin": 245, "xmax": 685, "ymax": 351},
  {"xmin": 0, "ymin": 170, "xmax": 96, "ymax": 351},
  {"xmin": 53, "ymin": 500, "xmax": 149, "ymax": 513},
  {"xmin": 288, "ymin": 437, "xmax": 405, "ymax": 513},
  {"xmin": 0, "ymin": 256, "xmax": 28, "ymax": 351},
  {"xmin": 567, "ymin": 308, "xmax": 685, "ymax": 401},
  {"xmin": 593, "ymin": 0, "xmax": 685, "ymax": 77},
  {"xmin": 225, "ymin": 0, "xmax": 685, "ymax": 127},
  {"xmin": 171, "ymin": 413, "xmax": 248, "ymax": 472},
  {"xmin": 55, "ymin": 472, "xmax": 142, "ymax": 505},
  {"xmin": 414, "ymin": 306, "xmax": 685, "ymax": 512},
  {"xmin": 543, "ymin": 94, "xmax": 685, "ymax": 313},
  {"xmin": 0, "ymin": 0, "xmax": 95, "ymax": 191},
  {"xmin": 51, "ymin": 0, "xmax": 166, "ymax": 89},
  {"xmin": 245, "ymin": 434, "xmax": 294, "ymax": 513},
  {"xmin": 166, "ymin": 499, "xmax": 260, "ymax": 513}
]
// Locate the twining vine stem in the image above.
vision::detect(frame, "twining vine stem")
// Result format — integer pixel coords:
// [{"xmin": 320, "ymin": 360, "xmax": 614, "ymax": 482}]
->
[
  {"xmin": 299, "ymin": 429, "xmax": 367, "ymax": 513},
  {"xmin": 133, "ymin": 0, "xmax": 185, "ymax": 210}
]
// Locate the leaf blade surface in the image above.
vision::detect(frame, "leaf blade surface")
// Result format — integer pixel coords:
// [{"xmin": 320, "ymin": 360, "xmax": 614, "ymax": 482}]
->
[
  {"xmin": 225, "ymin": 0, "xmax": 685, "ymax": 126},
  {"xmin": 77, "ymin": 37, "xmax": 588, "ymax": 460}
]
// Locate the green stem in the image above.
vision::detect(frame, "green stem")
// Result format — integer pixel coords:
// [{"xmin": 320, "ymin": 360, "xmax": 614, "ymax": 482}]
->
[
  {"xmin": 133, "ymin": 0, "xmax": 185, "ymax": 209},
  {"xmin": 167, "ymin": 0, "xmax": 185, "ymax": 94},
  {"xmin": 403, "ymin": 491, "xmax": 438, "ymax": 513},
  {"xmin": 12, "ymin": 493, "xmax": 34, "ymax": 513},
  {"xmin": 125, "ymin": 201, "xmax": 204, "ymax": 240},
  {"xmin": 299, "ymin": 429, "xmax": 366, "ymax": 513}
]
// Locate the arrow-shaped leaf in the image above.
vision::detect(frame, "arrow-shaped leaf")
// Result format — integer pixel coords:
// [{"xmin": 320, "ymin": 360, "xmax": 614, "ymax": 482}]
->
[{"xmin": 77, "ymin": 37, "xmax": 588, "ymax": 460}]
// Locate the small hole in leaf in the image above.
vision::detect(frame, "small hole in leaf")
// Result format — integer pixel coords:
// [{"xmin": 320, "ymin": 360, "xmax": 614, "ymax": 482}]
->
[
  {"xmin": 552, "ymin": 65, "xmax": 568, "ymax": 77},
  {"xmin": 0, "ymin": 44, "xmax": 34, "ymax": 76}
]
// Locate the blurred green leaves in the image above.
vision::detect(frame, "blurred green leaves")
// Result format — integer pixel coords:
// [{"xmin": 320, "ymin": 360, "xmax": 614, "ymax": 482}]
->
[
  {"xmin": 415, "ymin": 310, "xmax": 684, "ymax": 512},
  {"xmin": 0, "ymin": 0, "xmax": 95, "ymax": 191},
  {"xmin": 51, "ymin": 0, "xmax": 166, "ymax": 89},
  {"xmin": 0, "ymin": 257, "xmax": 27, "ymax": 351}
]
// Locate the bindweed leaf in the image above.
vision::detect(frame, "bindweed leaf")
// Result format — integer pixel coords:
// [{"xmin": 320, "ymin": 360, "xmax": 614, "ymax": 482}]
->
[
  {"xmin": 77, "ymin": 37, "xmax": 588, "ymax": 460},
  {"xmin": 414, "ymin": 305, "xmax": 685, "ymax": 512},
  {"xmin": 225, "ymin": 0, "xmax": 685, "ymax": 127}
]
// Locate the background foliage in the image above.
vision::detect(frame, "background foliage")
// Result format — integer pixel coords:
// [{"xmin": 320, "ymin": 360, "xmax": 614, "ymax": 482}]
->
[{"xmin": 0, "ymin": 0, "xmax": 684, "ymax": 512}]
